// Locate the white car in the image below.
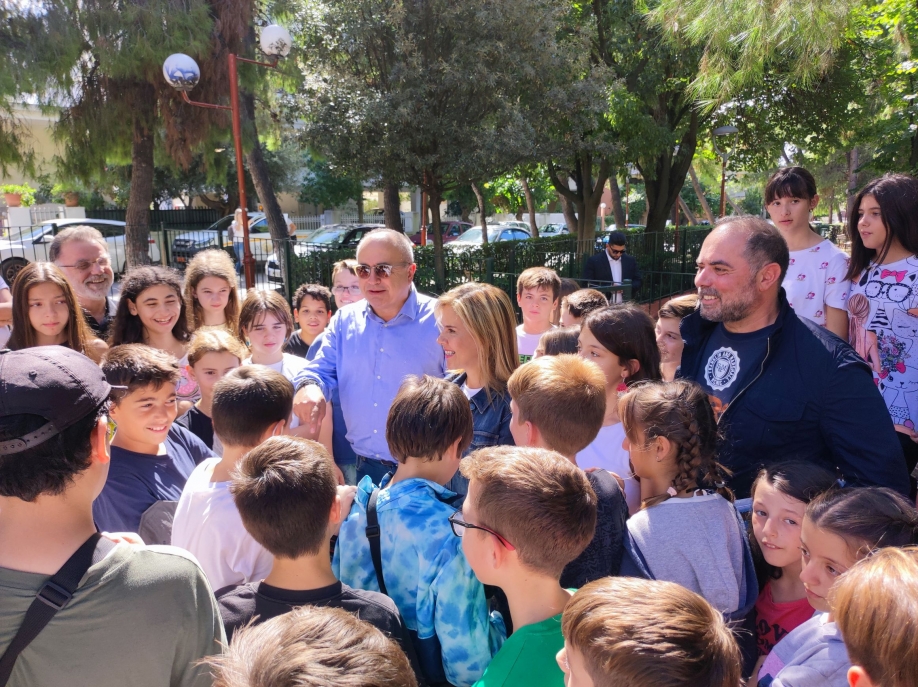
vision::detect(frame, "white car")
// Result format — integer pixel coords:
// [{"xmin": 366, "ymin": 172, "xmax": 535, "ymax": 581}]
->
[
  {"xmin": 0, "ymin": 218, "xmax": 161, "ymax": 284},
  {"xmin": 447, "ymin": 226, "xmax": 532, "ymax": 252}
]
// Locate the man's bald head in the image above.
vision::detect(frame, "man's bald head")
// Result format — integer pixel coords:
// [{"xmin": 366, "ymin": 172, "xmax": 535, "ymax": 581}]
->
[
  {"xmin": 713, "ymin": 215, "xmax": 790, "ymax": 284},
  {"xmin": 357, "ymin": 229, "xmax": 414, "ymax": 264}
]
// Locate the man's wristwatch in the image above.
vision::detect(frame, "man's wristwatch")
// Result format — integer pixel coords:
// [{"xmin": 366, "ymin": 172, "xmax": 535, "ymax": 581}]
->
[{"xmin": 296, "ymin": 378, "xmax": 321, "ymax": 393}]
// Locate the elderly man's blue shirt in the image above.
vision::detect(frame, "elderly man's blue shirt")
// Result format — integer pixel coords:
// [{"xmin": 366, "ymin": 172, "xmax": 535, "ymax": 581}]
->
[{"xmin": 293, "ymin": 285, "xmax": 445, "ymax": 462}]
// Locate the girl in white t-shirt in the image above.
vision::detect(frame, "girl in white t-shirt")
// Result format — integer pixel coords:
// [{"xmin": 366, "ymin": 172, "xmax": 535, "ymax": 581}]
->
[
  {"xmin": 237, "ymin": 289, "xmax": 335, "ymax": 462},
  {"xmin": 765, "ymin": 166, "xmax": 851, "ymax": 339},
  {"xmin": 577, "ymin": 304, "xmax": 661, "ymax": 513},
  {"xmin": 846, "ymin": 173, "xmax": 918, "ymax": 475}
]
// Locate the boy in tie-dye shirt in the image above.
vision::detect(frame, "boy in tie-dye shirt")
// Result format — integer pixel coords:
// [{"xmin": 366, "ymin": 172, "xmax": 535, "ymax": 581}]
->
[{"xmin": 334, "ymin": 376, "xmax": 504, "ymax": 687}]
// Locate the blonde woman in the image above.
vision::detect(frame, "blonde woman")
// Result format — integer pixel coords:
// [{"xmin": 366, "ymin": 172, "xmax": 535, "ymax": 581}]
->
[{"xmin": 436, "ymin": 282, "xmax": 519, "ymax": 495}]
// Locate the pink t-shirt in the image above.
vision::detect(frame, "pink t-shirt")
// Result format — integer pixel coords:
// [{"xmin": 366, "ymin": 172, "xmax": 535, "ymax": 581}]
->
[{"xmin": 754, "ymin": 581, "xmax": 815, "ymax": 656}]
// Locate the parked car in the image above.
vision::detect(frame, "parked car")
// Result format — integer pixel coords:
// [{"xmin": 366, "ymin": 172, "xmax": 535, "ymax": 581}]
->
[
  {"xmin": 410, "ymin": 220, "xmax": 473, "ymax": 245},
  {"xmin": 265, "ymin": 224, "xmax": 384, "ymax": 285},
  {"xmin": 170, "ymin": 212, "xmax": 294, "ymax": 268},
  {"xmin": 0, "ymin": 218, "xmax": 161, "ymax": 285},
  {"xmin": 539, "ymin": 223, "xmax": 569, "ymax": 236},
  {"xmin": 495, "ymin": 220, "xmax": 531, "ymax": 231},
  {"xmin": 447, "ymin": 226, "xmax": 531, "ymax": 252}
]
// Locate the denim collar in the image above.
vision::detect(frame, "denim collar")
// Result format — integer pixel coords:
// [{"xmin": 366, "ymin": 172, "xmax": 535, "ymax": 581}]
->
[{"xmin": 445, "ymin": 371, "xmax": 507, "ymax": 413}]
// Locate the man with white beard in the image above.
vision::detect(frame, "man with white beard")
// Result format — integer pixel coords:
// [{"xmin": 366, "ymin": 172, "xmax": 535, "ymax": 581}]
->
[{"xmin": 50, "ymin": 226, "xmax": 117, "ymax": 339}]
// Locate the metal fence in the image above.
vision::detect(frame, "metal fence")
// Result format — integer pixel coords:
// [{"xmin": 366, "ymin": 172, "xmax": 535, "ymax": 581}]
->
[{"xmin": 86, "ymin": 208, "xmax": 222, "ymax": 228}]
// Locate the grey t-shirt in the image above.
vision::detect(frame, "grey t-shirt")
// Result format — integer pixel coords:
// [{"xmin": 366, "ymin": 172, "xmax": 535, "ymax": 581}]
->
[
  {"xmin": 626, "ymin": 493, "xmax": 747, "ymax": 614},
  {"xmin": 0, "ymin": 543, "xmax": 225, "ymax": 687}
]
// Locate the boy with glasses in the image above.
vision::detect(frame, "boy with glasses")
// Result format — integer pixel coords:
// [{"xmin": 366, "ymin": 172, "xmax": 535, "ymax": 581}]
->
[
  {"xmin": 456, "ymin": 445, "xmax": 597, "ymax": 687},
  {"xmin": 334, "ymin": 375, "xmax": 500, "ymax": 687}
]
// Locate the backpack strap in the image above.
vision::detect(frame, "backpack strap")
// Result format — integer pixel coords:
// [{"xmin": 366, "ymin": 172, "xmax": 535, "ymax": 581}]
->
[
  {"xmin": 0, "ymin": 533, "xmax": 114, "ymax": 687},
  {"xmin": 365, "ymin": 488, "xmax": 388, "ymax": 595}
]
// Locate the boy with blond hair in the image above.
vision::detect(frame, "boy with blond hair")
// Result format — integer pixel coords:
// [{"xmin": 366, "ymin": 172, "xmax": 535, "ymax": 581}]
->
[
  {"xmin": 456, "ymin": 446, "xmax": 597, "ymax": 687},
  {"xmin": 171, "ymin": 366, "xmax": 292, "ymax": 591},
  {"xmin": 208, "ymin": 606, "xmax": 418, "ymax": 687},
  {"xmin": 516, "ymin": 267, "xmax": 561, "ymax": 362},
  {"xmin": 334, "ymin": 375, "xmax": 499, "ymax": 687},
  {"xmin": 559, "ymin": 577, "xmax": 741, "ymax": 687},
  {"xmin": 507, "ymin": 354, "xmax": 628, "ymax": 587}
]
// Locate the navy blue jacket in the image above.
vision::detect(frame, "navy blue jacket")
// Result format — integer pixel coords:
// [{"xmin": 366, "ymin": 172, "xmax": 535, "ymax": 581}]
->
[
  {"xmin": 583, "ymin": 251, "xmax": 642, "ymax": 295},
  {"xmin": 678, "ymin": 290, "xmax": 909, "ymax": 499}
]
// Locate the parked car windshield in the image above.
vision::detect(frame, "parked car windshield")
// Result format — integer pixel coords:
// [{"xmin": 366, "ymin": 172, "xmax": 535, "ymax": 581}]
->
[
  {"xmin": 6, "ymin": 224, "xmax": 54, "ymax": 242},
  {"xmin": 307, "ymin": 228, "xmax": 347, "ymax": 244}
]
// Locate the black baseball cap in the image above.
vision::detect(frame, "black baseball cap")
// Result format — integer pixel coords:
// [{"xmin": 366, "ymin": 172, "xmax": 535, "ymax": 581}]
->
[{"xmin": 0, "ymin": 347, "xmax": 115, "ymax": 456}]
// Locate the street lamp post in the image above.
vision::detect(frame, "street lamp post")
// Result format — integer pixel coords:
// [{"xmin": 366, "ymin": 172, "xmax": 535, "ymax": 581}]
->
[
  {"xmin": 713, "ymin": 125, "xmax": 739, "ymax": 218},
  {"xmin": 162, "ymin": 25, "xmax": 292, "ymax": 289}
]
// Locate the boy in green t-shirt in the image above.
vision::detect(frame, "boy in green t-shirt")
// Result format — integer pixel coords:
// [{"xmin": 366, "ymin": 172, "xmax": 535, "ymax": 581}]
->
[{"xmin": 453, "ymin": 445, "xmax": 597, "ymax": 687}]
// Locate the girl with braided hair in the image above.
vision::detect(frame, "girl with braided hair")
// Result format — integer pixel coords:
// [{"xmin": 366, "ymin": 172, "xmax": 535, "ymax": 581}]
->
[
  {"xmin": 618, "ymin": 379, "xmax": 756, "ymax": 622},
  {"xmin": 758, "ymin": 487, "xmax": 918, "ymax": 687}
]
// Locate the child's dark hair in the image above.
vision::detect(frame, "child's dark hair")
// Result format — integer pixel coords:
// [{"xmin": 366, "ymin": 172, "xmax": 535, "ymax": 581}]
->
[
  {"xmin": 237, "ymin": 290, "xmax": 294, "ymax": 342},
  {"xmin": 806, "ymin": 486, "xmax": 918, "ymax": 556},
  {"xmin": 619, "ymin": 380, "xmax": 732, "ymax": 507},
  {"xmin": 563, "ymin": 289, "xmax": 607, "ymax": 320},
  {"xmin": 535, "ymin": 326, "xmax": 580, "ymax": 357},
  {"xmin": 749, "ymin": 461, "xmax": 837, "ymax": 587},
  {"xmin": 212, "ymin": 366, "xmax": 294, "ymax": 447},
  {"xmin": 845, "ymin": 173, "xmax": 918, "ymax": 281},
  {"xmin": 293, "ymin": 283, "xmax": 333, "ymax": 313},
  {"xmin": 582, "ymin": 304, "xmax": 661, "ymax": 386},
  {"xmin": 102, "ymin": 344, "xmax": 181, "ymax": 404},
  {"xmin": 109, "ymin": 266, "xmax": 191, "ymax": 346},
  {"xmin": 231, "ymin": 436, "xmax": 338, "ymax": 559},
  {"xmin": 386, "ymin": 375, "xmax": 473, "ymax": 463},
  {"xmin": 764, "ymin": 166, "xmax": 818, "ymax": 204}
]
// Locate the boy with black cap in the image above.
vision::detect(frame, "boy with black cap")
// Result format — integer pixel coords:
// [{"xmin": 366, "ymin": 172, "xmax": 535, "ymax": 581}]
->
[{"xmin": 0, "ymin": 347, "xmax": 224, "ymax": 687}]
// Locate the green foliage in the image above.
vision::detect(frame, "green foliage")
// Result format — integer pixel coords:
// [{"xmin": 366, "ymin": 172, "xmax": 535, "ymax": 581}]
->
[
  {"xmin": 740, "ymin": 187, "xmax": 764, "ymax": 215},
  {"xmin": 298, "ymin": 153, "xmax": 363, "ymax": 209}
]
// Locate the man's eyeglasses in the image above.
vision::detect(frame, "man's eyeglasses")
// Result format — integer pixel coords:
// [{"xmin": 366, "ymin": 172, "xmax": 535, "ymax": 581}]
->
[
  {"xmin": 448, "ymin": 511, "xmax": 515, "ymax": 550},
  {"xmin": 354, "ymin": 263, "xmax": 411, "ymax": 279},
  {"xmin": 57, "ymin": 256, "xmax": 111, "ymax": 271},
  {"xmin": 608, "ymin": 247, "xmax": 626, "ymax": 256},
  {"xmin": 333, "ymin": 285, "xmax": 363, "ymax": 295}
]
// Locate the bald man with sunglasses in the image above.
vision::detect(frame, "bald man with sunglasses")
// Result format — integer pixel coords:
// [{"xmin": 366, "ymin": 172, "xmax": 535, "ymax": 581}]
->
[{"xmin": 292, "ymin": 229, "xmax": 445, "ymax": 484}]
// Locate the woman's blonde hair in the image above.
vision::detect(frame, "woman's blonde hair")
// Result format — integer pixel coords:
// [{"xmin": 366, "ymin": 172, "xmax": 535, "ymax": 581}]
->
[
  {"xmin": 183, "ymin": 249, "xmax": 239, "ymax": 332},
  {"xmin": 435, "ymin": 282, "xmax": 518, "ymax": 393},
  {"xmin": 9, "ymin": 262, "xmax": 102, "ymax": 362}
]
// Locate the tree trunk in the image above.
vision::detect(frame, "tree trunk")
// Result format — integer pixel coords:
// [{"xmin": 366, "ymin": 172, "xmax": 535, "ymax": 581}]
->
[
  {"xmin": 548, "ymin": 155, "xmax": 611, "ymax": 255},
  {"xmin": 428, "ymin": 179, "xmax": 446, "ymax": 290},
  {"xmin": 125, "ymin": 84, "xmax": 156, "ymax": 269},
  {"xmin": 383, "ymin": 182, "xmax": 403, "ymax": 232},
  {"xmin": 521, "ymin": 176, "xmax": 539, "ymax": 238},
  {"xmin": 197, "ymin": 193, "xmax": 230, "ymax": 215},
  {"xmin": 846, "ymin": 148, "xmax": 859, "ymax": 218},
  {"xmin": 357, "ymin": 194, "xmax": 364, "ymax": 223},
  {"xmin": 678, "ymin": 196, "xmax": 698, "ymax": 225},
  {"xmin": 688, "ymin": 164, "xmax": 715, "ymax": 224},
  {"xmin": 240, "ymin": 91, "xmax": 288, "ymax": 290},
  {"xmin": 559, "ymin": 192, "xmax": 578, "ymax": 235},
  {"xmin": 608, "ymin": 175, "xmax": 626, "ymax": 229},
  {"xmin": 726, "ymin": 193, "xmax": 741, "ymax": 214},
  {"xmin": 640, "ymin": 117, "xmax": 699, "ymax": 234},
  {"xmin": 472, "ymin": 182, "xmax": 488, "ymax": 245}
]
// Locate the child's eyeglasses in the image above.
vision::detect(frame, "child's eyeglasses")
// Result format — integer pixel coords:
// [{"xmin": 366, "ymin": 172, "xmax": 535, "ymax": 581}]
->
[
  {"xmin": 448, "ymin": 511, "xmax": 515, "ymax": 550},
  {"xmin": 333, "ymin": 285, "xmax": 363, "ymax": 295},
  {"xmin": 354, "ymin": 263, "xmax": 411, "ymax": 279}
]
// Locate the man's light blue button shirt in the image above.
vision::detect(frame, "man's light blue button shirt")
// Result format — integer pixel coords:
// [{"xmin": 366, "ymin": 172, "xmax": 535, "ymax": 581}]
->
[{"xmin": 293, "ymin": 284, "xmax": 445, "ymax": 462}]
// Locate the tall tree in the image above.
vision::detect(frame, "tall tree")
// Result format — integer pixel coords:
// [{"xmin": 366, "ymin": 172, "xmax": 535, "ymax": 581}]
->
[{"xmin": 290, "ymin": 0, "xmax": 570, "ymax": 286}]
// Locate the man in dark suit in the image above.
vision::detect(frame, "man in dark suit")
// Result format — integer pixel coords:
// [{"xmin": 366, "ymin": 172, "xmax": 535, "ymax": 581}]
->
[{"xmin": 582, "ymin": 230, "xmax": 642, "ymax": 297}]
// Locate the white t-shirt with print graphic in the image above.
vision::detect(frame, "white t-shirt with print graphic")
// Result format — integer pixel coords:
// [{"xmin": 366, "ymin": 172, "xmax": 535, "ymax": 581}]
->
[
  {"xmin": 849, "ymin": 255, "xmax": 918, "ymax": 432},
  {"xmin": 783, "ymin": 239, "xmax": 851, "ymax": 328}
]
